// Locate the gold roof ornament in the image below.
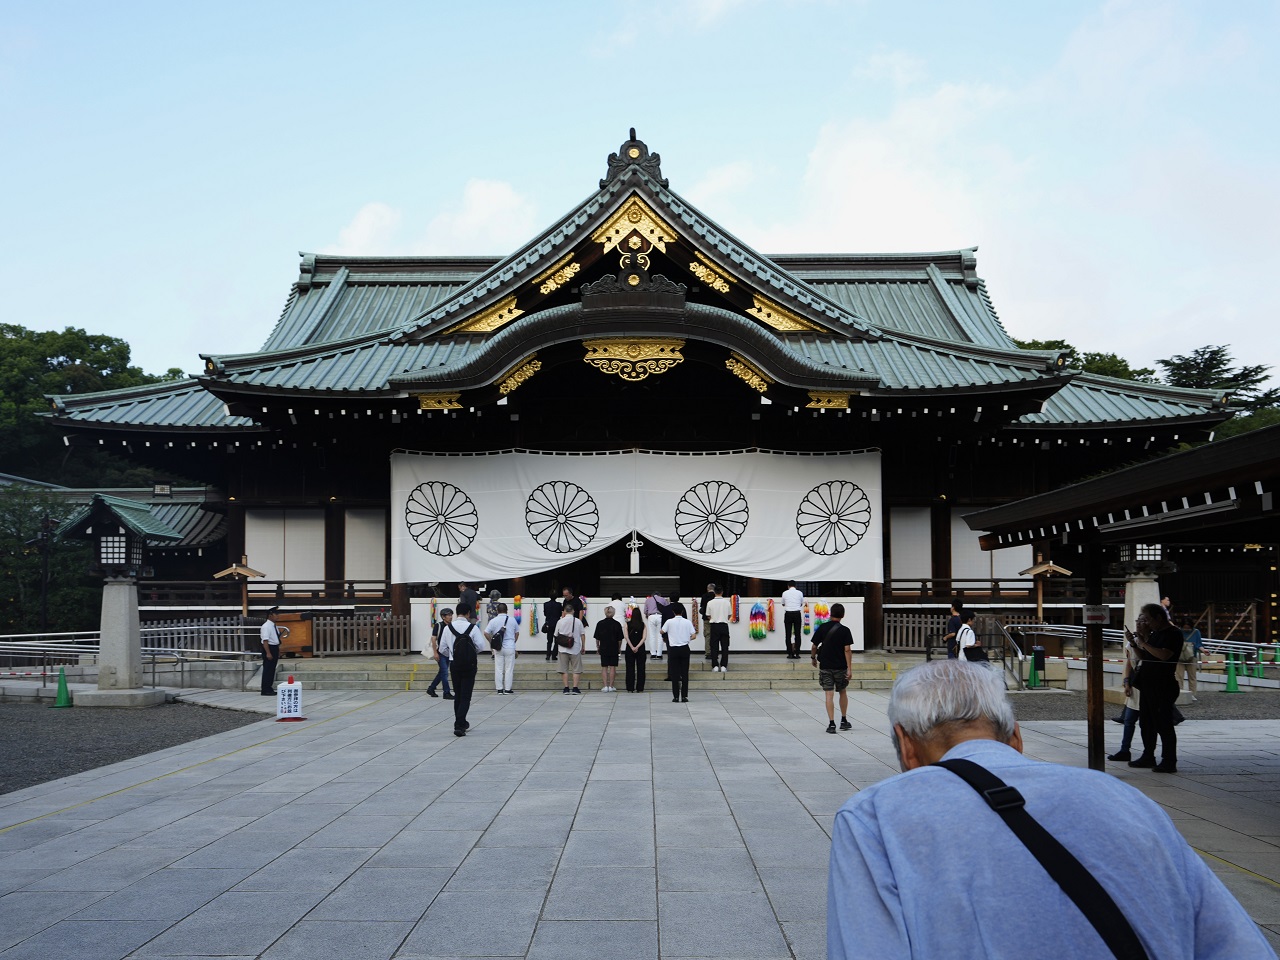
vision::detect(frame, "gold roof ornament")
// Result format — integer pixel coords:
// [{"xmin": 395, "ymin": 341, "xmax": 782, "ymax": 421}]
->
[
  {"xmin": 747, "ymin": 295, "xmax": 823, "ymax": 333},
  {"xmin": 415, "ymin": 393, "xmax": 463, "ymax": 410},
  {"xmin": 445, "ymin": 296, "xmax": 524, "ymax": 335},
  {"xmin": 583, "ymin": 338, "xmax": 685, "ymax": 382},
  {"xmin": 806, "ymin": 392, "xmax": 850, "ymax": 410},
  {"xmin": 726, "ymin": 354, "xmax": 772, "ymax": 393},
  {"xmin": 498, "ymin": 357, "xmax": 542, "ymax": 396},
  {"xmin": 592, "ymin": 196, "xmax": 678, "ymax": 255}
]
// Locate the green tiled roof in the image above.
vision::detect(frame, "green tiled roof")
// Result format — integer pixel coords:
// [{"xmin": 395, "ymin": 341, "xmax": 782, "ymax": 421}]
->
[
  {"xmin": 59, "ymin": 494, "xmax": 183, "ymax": 544},
  {"xmin": 46, "ymin": 380, "xmax": 262, "ymax": 432}
]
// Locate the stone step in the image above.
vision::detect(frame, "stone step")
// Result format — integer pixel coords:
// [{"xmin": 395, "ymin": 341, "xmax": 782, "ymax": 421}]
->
[{"xmin": 302, "ymin": 677, "xmax": 893, "ymax": 692}]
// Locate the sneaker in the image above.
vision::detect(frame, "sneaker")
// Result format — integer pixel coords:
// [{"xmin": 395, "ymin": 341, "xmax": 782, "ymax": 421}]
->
[
  {"xmin": 721, "ymin": 666, "xmax": 727, "ymax": 673},
  {"xmin": 454, "ymin": 728, "xmax": 466, "ymax": 737},
  {"xmin": 1153, "ymin": 762, "xmax": 1178, "ymax": 774},
  {"xmin": 442, "ymin": 693, "xmax": 454, "ymax": 700},
  {"xmin": 427, "ymin": 689, "xmax": 438, "ymax": 698},
  {"xmin": 572, "ymin": 687, "xmax": 582, "ymax": 695},
  {"xmin": 840, "ymin": 718, "xmax": 852, "ymax": 730},
  {"xmin": 827, "ymin": 721, "xmax": 837, "ymax": 734},
  {"xmin": 681, "ymin": 697, "xmax": 689, "ymax": 703},
  {"xmin": 1190, "ymin": 696, "xmax": 1199, "ymax": 702},
  {"xmin": 504, "ymin": 690, "xmax": 513, "ymax": 695},
  {"xmin": 1128, "ymin": 755, "xmax": 1156, "ymax": 768},
  {"xmin": 563, "ymin": 687, "xmax": 570, "ymax": 695},
  {"xmin": 1107, "ymin": 750, "xmax": 1132, "ymax": 762},
  {"xmin": 673, "ymin": 697, "xmax": 680, "ymax": 703}
]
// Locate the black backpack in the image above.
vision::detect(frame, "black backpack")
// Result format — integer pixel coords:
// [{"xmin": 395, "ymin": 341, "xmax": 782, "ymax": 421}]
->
[{"xmin": 449, "ymin": 622, "xmax": 479, "ymax": 671}]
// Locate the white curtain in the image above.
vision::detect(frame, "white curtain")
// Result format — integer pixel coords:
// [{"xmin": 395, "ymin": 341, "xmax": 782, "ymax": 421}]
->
[{"xmin": 390, "ymin": 450, "xmax": 882, "ymax": 583}]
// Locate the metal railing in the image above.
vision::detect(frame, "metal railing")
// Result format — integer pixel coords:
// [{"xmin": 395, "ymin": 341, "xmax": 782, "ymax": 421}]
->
[
  {"xmin": 0, "ymin": 630, "xmax": 260, "ymax": 690},
  {"xmin": 138, "ymin": 579, "xmax": 390, "ymax": 607}
]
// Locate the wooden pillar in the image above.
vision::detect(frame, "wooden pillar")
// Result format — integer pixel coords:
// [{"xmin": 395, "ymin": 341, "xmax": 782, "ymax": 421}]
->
[
  {"xmin": 864, "ymin": 582, "xmax": 884, "ymax": 650},
  {"xmin": 1084, "ymin": 542, "xmax": 1105, "ymax": 771},
  {"xmin": 390, "ymin": 582, "xmax": 410, "ymax": 618},
  {"xmin": 930, "ymin": 502, "xmax": 952, "ymax": 599},
  {"xmin": 325, "ymin": 502, "xmax": 344, "ymax": 599}
]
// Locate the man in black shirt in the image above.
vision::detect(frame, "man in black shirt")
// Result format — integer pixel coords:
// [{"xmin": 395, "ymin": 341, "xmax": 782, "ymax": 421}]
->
[
  {"xmin": 1126, "ymin": 602, "xmax": 1182, "ymax": 773},
  {"xmin": 811, "ymin": 603, "xmax": 854, "ymax": 734},
  {"xmin": 457, "ymin": 581, "xmax": 480, "ymax": 619}
]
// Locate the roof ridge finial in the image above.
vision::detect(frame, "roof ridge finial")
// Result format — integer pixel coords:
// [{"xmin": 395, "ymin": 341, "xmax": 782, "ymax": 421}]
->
[{"xmin": 601, "ymin": 129, "xmax": 668, "ymax": 189}]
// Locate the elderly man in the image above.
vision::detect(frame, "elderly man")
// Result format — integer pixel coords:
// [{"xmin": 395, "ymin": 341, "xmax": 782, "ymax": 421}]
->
[{"xmin": 827, "ymin": 660, "xmax": 1274, "ymax": 960}]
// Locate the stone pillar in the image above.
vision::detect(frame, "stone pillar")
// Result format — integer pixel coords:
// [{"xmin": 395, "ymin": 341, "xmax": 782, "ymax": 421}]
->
[
  {"xmin": 1123, "ymin": 574, "xmax": 1161, "ymax": 631},
  {"xmin": 76, "ymin": 577, "xmax": 165, "ymax": 707}
]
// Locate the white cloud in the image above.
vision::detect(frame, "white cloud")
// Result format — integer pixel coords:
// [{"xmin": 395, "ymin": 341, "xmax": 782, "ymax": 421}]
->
[
  {"xmin": 321, "ymin": 202, "xmax": 401, "ymax": 256},
  {"xmin": 855, "ymin": 49, "xmax": 927, "ymax": 88},
  {"xmin": 414, "ymin": 179, "xmax": 537, "ymax": 256},
  {"xmin": 685, "ymin": 161, "xmax": 757, "ymax": 217}
]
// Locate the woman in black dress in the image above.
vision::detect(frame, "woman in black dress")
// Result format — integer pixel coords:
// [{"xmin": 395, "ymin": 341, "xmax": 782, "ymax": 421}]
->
[
  {"xmin": 625, "ymin": 606, "xmax": 647, "ymax": 692},
  {"xmin": 594, "ymin": 604, "xmax": 624, "ymax": 692}
]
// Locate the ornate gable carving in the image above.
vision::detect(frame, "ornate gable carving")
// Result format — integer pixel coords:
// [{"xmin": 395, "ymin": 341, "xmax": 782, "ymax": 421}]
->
[{"xmin": 600, "ymin": 128, "xmax": 668, "ymax": 188}]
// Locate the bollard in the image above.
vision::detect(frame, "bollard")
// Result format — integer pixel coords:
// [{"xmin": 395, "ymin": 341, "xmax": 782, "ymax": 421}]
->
[
  {"xmin": 50, "ymin": 667, "xmax": 72, "ymax": 709},
  {"xmin": 276, "ymin": 675, "xmax": 306, "ymax": 722},
  {"xmin": 1224, "ymin": 654, "xmax": 1240, "ymax": 694},
  {"xmin": 1027, "ymin": 646, "xmax": 1044, "ymax": 689}
]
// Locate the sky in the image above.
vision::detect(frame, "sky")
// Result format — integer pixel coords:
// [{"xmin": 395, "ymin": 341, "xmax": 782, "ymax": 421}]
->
[{"xmin": 2, "ymin": 0, "xmax": 1277, "ymax": 390}]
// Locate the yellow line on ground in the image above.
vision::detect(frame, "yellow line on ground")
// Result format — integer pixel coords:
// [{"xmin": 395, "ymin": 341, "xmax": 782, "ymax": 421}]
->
[
  {"xmin": 405, "ymin": 663, "xmax": 419, "ymax": 691},
  {"xmin": 1194, "ymin": 847, "xmax": 1280, "ymax": 888},
  {"xmin": 0, "ymin": 691, "xmax": 404, "ymax": 835}
]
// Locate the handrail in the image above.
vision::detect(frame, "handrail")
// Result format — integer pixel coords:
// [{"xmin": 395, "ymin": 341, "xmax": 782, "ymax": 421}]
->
[{"xmin": 987, "ymin": 620, "xmax": 1025, "ymax": 691}]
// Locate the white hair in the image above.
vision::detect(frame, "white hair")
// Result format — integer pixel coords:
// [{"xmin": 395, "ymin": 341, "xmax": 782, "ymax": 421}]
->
[
  {"xmin": 888, "ymin": 659, "xmax": 1016, "ymax": 745},
  {"xmin": 604, "ymin": 605, "xmax": 615, "ymax": 618}
]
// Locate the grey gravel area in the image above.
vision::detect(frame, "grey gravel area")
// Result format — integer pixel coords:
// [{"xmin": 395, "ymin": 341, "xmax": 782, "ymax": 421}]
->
[
  {"xmin": 1010, "ymin": 687, "xmax": 1280, "ymax": 721},
  {"xmin": 0, "ymin": 701, "xmax": 261, "ymax": 795}
]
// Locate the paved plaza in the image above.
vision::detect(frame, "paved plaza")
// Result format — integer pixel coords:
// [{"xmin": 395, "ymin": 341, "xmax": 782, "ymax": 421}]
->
[{"xmin": 2, "ymin": 686, "xmax": 1278, "ymax": 959}]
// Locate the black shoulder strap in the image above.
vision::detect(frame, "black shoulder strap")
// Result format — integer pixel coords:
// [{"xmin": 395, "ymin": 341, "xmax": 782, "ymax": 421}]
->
[{"xmin": 933, "ymin": 758, "xmax": 1148, "ymax": 960}]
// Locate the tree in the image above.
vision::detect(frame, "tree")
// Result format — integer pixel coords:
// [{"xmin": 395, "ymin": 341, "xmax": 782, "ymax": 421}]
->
[
  {"xmin": 0, "ymin": 324, "xmax": 183, "ymax": 485},
  {"xmin": 0, "ymin": 485, "xmax": 97, "ymax": 633},
  {"xmin": 1013, "ymin": 339, "xmax": 1157, "ymax": 382},
  {"xmin": 1156, "ymin": 346, "xmax": 1279, "ymax": 412}
]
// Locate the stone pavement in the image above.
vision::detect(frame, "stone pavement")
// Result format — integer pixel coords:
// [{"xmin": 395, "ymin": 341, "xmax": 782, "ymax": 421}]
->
[{"xmin": 1, "ymin": 687, "xmax": 1278, "ymax": 959}]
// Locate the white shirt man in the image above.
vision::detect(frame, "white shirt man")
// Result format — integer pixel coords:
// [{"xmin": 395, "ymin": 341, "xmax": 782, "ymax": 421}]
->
[
  {"xmin": 662, "ymin": 612, "xmax": 696, "ymax": 703},
  {"xmin": 705, "ymin": 592, "xmax": 732, "ymax": 672},
  {"xmin": 781, "ymin": 583, "xmax": 805, "ymax": 659}
]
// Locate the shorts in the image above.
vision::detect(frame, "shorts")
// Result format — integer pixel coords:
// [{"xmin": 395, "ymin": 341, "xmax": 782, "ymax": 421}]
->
[
  {"xmin": 819, "ymin": 668, "xmax": 849, "ymax": 692},
  {"xmin": 558, "ymin": 651, "xmax": 583, "ymax": 674}
]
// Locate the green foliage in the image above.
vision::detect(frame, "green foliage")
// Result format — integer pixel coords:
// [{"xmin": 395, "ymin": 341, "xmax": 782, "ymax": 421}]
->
[
  {"xmin": 1013, "ymin": 339, "xmax": 1156, "ymax": 381},
  {"xmin": 0, "ymin": 324, "xmax": 181, "ymax": 485},
  {"xmin": 1215, "ymin": 407, "xmax": 1280, "ymax": 439},
  {"xmin": 1156, "ymin": 345, "xmax": 1279, "ymax": 412},
  {"xmin": 0, "ymin": 485, "xmax": 98, "ymax": 633}
]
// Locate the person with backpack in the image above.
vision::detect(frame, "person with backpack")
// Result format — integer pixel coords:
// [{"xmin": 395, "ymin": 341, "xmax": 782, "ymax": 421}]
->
[
  {"xmin": 811, "ymin": 602, "xmax": 854, "ymax": 733},
  {"xmin": 486, "ymin": 602, "xmax": 518, "ymax": 695},
  {"xmin": 438, "ymin": 601, "xmax": 487, "ymax": 736}
]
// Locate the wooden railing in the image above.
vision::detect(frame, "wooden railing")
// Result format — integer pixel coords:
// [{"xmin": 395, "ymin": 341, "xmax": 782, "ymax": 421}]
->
[
  {"xmin": 886, "ymin": 577, "xmax": 1129, "ymax": 601},
  {"xmin": 882, "ymin": 612, "xmax": 948, "ymax": 653},
  {"xmin": 138, "ymin": 580, "xmax": 390, "ymax": 607},
  {"xmin": 312, "ymin": 615, "xmax": 410, "ymax": 657}
]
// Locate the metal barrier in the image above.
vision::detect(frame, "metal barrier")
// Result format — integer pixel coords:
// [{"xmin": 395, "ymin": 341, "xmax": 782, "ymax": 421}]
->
[{"xmin": 311, "ymin": 615, "xmax": 411, "ymax": 657}]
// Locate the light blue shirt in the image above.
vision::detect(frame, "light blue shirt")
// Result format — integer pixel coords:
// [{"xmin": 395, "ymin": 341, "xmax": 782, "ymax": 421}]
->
[
  {"xmin": 486, "ymin": 613, "xmax": 518, "ymax": 652},
  {"xmin": 828, "ymin": 739, "xmax": 1274, "ymax": 960}
]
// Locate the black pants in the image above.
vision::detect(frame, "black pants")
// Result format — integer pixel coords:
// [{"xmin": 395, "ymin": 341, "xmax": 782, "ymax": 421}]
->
[
  {"xmin": 545, "ymin": 628, "xmax": 557, "ymax": 660},
  {"xmin": 260, "ymin": 647, "xmax": 279, "ymax": 694},
  {"xmin": 784, "ymin": 611, "xmax": 802, "ymax": 656},
  {"xmin": 710, "ymin": 623, "xmax": 730, "ymax": 668},
  {"xmin": 452, "ymin": 665, "xmax": 477, "ymax": 731},
  {"xmin": 669, "ymin": 646, "xmax": 690, "ymax": 700},
  {"xmin": 1138, "ymin": 673, "xmax": 1178, "ymax": 764},
  {"xmin": 624, "ymin": 648, "xmax": 646, "ymax": 691}
]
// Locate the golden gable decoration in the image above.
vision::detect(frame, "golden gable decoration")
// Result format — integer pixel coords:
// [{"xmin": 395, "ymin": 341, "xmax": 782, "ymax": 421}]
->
[
  {"xmin": 498, "ymin": 357, "xmax": 542, "ymax": 396},
  {"xmin": 806, "ymin": 392, "xmax": 850, "ymax": 410},
  {"xmin": 583, "ymin": 338, "xmax": 685, "ymax": 382},
  {"xmin": 746, "ymin": 295, "xmax": 822, "ymax": 333},
  {"xmin": 592, "ymin": 196, "xmax": 678, "ymax": 255},
  {"xmin": 726, "ymin": 354, "xmax": 772, "ymax": 393},
  {"xmin": 416, "ymin": 393, "xmax": 463, "ymax": 410},
  {"xmin": 446, "ymin": 296, "xmax": 524, "ymax": 334}
]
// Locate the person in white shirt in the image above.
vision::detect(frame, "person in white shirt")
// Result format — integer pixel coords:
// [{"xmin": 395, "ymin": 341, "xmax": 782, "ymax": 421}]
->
[
  {"xmin": 555, "ymin": 609, "xmax": 585, "ymax": 695},
  {"xmin": 259, "ymin": 607, "xmax": 281, "ymax": 696},
  {"xmin": 486, "ymin": 602, "xmax": 519, "ymax": 695},
  {"xmin": 781, "ymin": 581, "xmax": 805, "ymax": 658},
  {"xmin": 705, "ymin": 586, "xmax": 733, "ymax": 672},
  {"xmin": 662, "ymin": 610, "xmax": 696, "ymax": 702}
]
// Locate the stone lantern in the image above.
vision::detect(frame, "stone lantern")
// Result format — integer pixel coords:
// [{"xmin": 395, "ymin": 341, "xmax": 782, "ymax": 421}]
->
[{"xmin": 60, "ymin": 495, "xmax": 179, "ymax": 707}]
